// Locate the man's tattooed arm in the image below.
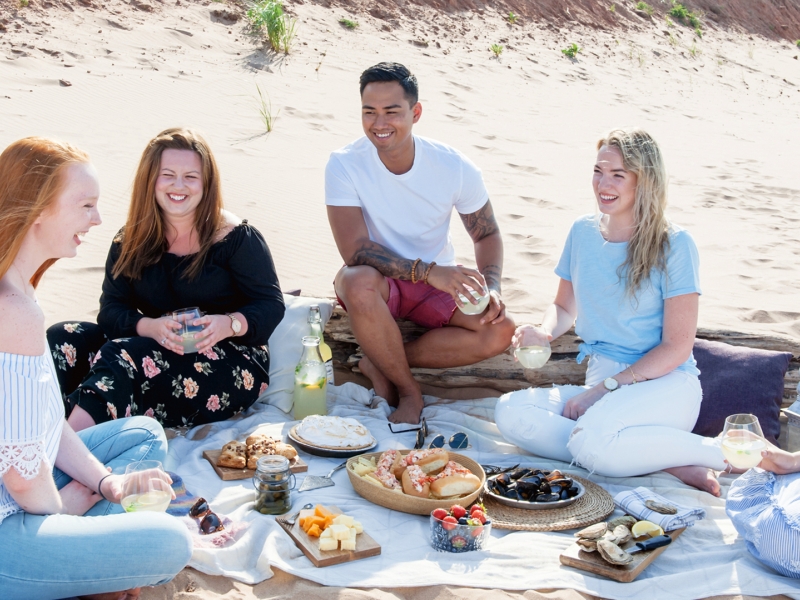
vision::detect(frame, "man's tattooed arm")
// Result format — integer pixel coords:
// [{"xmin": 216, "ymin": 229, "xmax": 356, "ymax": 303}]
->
[
  {"xmin": 349, "ymin": 239, "xmax": 422, "ymax": 281},
  {"xmin": 460, "ymin": 200, "xmax": 504, "ymax": 293}
]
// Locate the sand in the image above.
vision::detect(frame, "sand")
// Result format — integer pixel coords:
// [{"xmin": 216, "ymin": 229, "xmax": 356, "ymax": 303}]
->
[{"xmin": 1, "ymin": 0, "xmax": 800, "ymax": 597}]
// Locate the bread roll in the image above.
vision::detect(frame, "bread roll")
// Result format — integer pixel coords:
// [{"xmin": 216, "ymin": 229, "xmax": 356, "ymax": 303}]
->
[
  {"xmin": 404, "ymin": 448, "xmax": 449, "ymax": 474},
  {"xmin": 401, "ymin": 465, "xmax": 431, "ymax": 498},
  {"xmin": 430, "ymin": 472, "xmax": 481, "ymax": 498}
]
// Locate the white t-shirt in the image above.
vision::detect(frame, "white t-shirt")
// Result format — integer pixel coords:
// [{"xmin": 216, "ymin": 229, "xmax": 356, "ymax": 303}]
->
[{"xmin": 325, "ymin": 135, "xmax": 489, "ymax": 266}]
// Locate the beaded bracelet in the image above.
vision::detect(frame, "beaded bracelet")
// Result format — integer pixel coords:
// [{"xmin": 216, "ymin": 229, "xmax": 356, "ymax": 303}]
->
[
  {"xmin": 411, "ymin": 258, "xmax": 422, "ymax": 284},
  {"xmin": 423, "ymin": 261, "xmax": 437, "ymax": 285},
  {"xmin": 97, "ymin": 473, "xmax": 113, "ymax": 501}
]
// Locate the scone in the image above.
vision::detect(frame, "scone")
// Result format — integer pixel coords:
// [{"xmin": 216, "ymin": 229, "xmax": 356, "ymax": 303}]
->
[
  {"xmin": 245, "ymin": 433, "xmax": 270, "ymax": 447},
  {"xmin": 273, "ymin": 442, "xmax": 298, "ymax": 460},
  {"xmin": 246, "ymin": 439, "xmax": 277, "ymax": 470},
  {"xmin": 217, "ymin": 441, "xmax": 246, "ymax": 469}
]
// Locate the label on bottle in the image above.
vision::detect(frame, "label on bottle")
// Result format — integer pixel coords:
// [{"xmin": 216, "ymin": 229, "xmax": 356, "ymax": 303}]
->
[{"xmin": 324, "ymin": 360, "xmax": 334, "ymax": 386}]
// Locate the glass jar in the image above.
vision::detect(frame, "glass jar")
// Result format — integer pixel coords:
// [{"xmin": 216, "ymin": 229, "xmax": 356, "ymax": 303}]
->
[
  {"xmin": 252, "ymin": 455, "xmax": 295, "ymax": 515},
  {"xmin": 293, "ymin": 336, "xmax": 328, "ymax": 420}
]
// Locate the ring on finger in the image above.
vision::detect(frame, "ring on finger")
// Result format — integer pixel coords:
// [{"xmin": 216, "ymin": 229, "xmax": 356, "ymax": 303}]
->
[{"xmin": 160, "ymin": 338, "xmax": 166, "ymax": 345}]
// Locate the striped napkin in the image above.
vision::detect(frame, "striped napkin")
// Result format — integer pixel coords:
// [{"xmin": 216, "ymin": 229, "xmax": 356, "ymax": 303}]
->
[{"xmin": 614, "ymin": 487, "xmax": 706, "ymax": 531}]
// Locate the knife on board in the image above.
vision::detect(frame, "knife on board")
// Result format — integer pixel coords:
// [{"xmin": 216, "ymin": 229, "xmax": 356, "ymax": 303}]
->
[{"xmin": 627, "ymin": 534, "xmax": 673, "ymax": 554}]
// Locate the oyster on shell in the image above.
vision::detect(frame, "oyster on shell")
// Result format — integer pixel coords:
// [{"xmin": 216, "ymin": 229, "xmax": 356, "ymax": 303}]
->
[
  {"xmin": 574, "ymin": 522, "xmax": 608, "ymax": 540},
  {"xmin": 608, "ymin": 524, "xmax": 632, "ymax": 545},
  {"xmin": 645, "ymin": 499, "xmax": 678, "ymax": 515},
  {"xmin": 597, "ymin": 540, "xmax": 634, "ymax": 565},
  {"xmin": 607, "ymin": 515, "xmax": 637, "ymax": 530},
  {"xmin": 576, "ymin": 538, "xmax": 597, "ymax": 552}
]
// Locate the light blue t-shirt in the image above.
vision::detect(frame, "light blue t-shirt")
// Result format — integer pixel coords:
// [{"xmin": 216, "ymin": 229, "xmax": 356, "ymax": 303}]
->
[{"xmin": 555, "ymin": 215, "xmax": 701, "ymax": 375}]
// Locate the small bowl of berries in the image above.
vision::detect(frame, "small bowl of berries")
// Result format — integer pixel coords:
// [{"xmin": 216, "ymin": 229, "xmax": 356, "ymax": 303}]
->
[{"xmin": 430, "ymin": 503, "xmax": 491, "ymax": 552}]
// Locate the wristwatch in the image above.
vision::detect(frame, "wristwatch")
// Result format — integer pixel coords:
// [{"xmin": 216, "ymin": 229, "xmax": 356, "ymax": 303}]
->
[
  {"xmin": 227, "ymin": 313, "xmax": 242, "ymax": 336},
  {"xmin": 603, "ymin": 377, "xmax": 620, "ymax": 392}
]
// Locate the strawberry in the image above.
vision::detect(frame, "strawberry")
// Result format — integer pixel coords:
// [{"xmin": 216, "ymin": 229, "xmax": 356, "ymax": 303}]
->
[
  {"xmin": 432, "ymin": 508, "xmax": 448, "ymax": 521},
  {"xmin": 442, "ymin": 516, "xmax": 458, "ymax": 531},
  {"xmin": 469, "ymin": 503, "xmax": 485, "ymax": 516},
  {"xmin": 470, "ymin": 525, "xmax": 484, "ymax": 538},
  {"xmin": 471, "ymin": 510, "xmax": 487, "ymax": 524},
  {"xmin": 450, "ymin": 535, "xmax": 468, "ymax": 549},
  {"xmin": 450, "ymin": 505, "xmax": 467, "ymax": 519}
]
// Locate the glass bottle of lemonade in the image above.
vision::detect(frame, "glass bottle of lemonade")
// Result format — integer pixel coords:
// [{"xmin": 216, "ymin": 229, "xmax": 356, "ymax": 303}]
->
[
  {"xmin": 308, "ymin": 305, "xmax": 334, "ymax": 385},
  {"xmin": 293, "ymin": 336, "xmax": 328, "ymax": 420}
]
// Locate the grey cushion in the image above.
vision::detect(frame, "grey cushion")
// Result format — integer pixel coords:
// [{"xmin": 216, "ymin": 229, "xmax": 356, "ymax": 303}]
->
[{"xmin": 692, "ymin": 338, "xmax": 791, "ymax": 445}]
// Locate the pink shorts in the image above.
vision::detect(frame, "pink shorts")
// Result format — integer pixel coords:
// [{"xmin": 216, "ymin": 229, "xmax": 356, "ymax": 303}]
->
[{"xmin": 336, "ymin": 277, "xmax": 457, "ymax": 330}]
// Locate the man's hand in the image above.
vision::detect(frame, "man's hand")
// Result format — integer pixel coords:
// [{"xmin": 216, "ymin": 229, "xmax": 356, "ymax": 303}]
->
[
  {"xmin": 480, "ymin": 290, "xmax": 506, "ymax": 325},
  {"xmin": 563, "ymin": 385, "xmax": 607, "ymax": 421},
  {"xmin": 426, "ymin": 265, "xmax": 487, "ymax": 307}
]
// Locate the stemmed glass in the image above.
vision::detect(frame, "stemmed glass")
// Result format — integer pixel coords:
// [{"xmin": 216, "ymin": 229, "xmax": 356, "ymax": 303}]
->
[
  {"xmin": 121, "ymin": 460, "xmax": 173, "ymax": 513},
  {"xmin": 720, "ymin": 414, "xmax": 767, "ymax": 470},
  {"xmin": 457, "ymin": 284, "xmax": 490, "ymax": 315}
]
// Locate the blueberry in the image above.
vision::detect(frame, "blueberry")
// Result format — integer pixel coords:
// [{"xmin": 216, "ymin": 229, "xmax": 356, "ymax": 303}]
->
[
  {"xmin": 484, "ymin": 520, "xmax": 491, "ymax": 525},
  {"xmin": 457, "ymin": 517, "xmax": 468, "ymax": 525}
]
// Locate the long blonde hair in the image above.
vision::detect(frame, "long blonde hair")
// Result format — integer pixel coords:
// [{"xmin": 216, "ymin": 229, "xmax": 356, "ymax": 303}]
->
[
  {"xmin": 0, "ymin": 137, "xmax": 90, "ymax": 288},
  {"xmin": 598, "ymin": 128, "xmax": 670, "ymax": 296},
  {"xmin": 112, "ymin": 127, "xmax": 224, "ymax": 281}
]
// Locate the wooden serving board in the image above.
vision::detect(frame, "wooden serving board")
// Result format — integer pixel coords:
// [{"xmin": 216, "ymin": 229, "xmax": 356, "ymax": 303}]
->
[
  {"xmin": 559, "ymin": 528, "xmax": 685, "ymax": 583},
  {"xmin": 202, "ymin": 449, "xmax": 307, "ymax": 481},
  {"xmin": 278, "ymin": 505, "xmax": 381, "ymax": 568}
]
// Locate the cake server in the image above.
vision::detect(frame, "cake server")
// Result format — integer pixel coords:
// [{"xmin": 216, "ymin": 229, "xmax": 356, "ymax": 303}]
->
[{"xmin": 298, "ymin": 461, "xmax": 347, "ymax": 492}]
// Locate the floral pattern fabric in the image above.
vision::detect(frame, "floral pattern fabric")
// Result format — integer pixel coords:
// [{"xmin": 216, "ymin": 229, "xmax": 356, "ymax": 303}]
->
[{"xmin": 47, "ymin": 321, "xmax": 269, "ymax": 428}]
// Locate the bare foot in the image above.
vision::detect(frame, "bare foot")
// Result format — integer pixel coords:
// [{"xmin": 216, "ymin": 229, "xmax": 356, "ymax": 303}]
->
[
  {"xmin": 388, "ymin": 394, "xmax": 424, "ymax": 425},
  {"xmin": 80, "ymin": 588, "xmax": 141, "ymax": 600},
  {"xmin": 664, "ymin": 466, "xmax": 721, "ymax": 497},
  {"xmin": 359, "ymin": 356, "xmax": 398, "ymax": 407}
]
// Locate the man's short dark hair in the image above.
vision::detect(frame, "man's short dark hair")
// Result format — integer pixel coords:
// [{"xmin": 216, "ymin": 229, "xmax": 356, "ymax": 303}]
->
[{"xmin": 359, "ymin": 62, "xmax": 419, "ymax": 106}]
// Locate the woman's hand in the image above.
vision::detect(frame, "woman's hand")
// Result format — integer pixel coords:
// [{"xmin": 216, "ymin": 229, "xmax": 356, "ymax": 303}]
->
[
  {"xmin": 563, "ymin": 385, "xmax": 607, "ymax": 421},
  {"xmin": 512, "ymin": 325, "xmax": 552, "ymax": 352},
  {"xmin": 99, "ymin": 473, "xmax": 126, "ymax": 504},
  {"xmin": 137, "ymin": 316, "xmax": 184, "ymax": 355},
  {"xmin": 193, "ymin": 314, "xmax": 235, "ymax": 353},
  {"xmin": 756, "ymin": 445, "xmax": 800, "ymax": 475},
  {"xmin": 59, "ymin": 480, "xmax": 101, "ymax": 516}
]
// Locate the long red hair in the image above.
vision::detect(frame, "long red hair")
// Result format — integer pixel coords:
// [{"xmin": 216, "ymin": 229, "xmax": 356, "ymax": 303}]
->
[
  {"xmin": 112, "ymin": 127, "xmax": 224, "ymax": 281},
  {"xmin": 0, "ymin": 137, "xmax": 90, "ymax": 288}
]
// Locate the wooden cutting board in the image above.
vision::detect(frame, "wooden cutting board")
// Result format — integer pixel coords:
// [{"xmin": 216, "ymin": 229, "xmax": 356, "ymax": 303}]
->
[
  {"xmin": 202, "ymin": 449, "xmax": 307, "ymax": 480},
  {"xmin": 278, "ymin": 505, "xmax": 381, "ymax": 568},
  {"xmin": 559, "ymin": 528, "xmax": 685, "ymax": 583}
]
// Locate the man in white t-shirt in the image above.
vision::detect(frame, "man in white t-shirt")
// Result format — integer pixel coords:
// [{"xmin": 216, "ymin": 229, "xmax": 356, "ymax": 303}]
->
[{"xmin": 326, "ymin": 62, "xmax": 515, "ymax": 424}]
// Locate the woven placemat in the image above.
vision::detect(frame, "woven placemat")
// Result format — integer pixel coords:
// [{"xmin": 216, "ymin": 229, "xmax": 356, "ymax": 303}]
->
[{"xmin": 483, "ymin": 475, "xmax": 614, "ymax": 532}]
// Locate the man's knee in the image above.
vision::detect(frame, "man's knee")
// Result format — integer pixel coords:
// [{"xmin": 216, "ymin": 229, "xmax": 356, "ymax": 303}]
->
[
  {"xmin": 476, "ymin": 314, "xmax": 516, "ymax": 358},
  {"xmin": 336, "ymin": 266, "xmax": 387, "ymax": 311}
]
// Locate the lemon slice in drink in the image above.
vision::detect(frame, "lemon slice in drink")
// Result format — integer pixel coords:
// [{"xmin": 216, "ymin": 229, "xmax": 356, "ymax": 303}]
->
[{"xmin": 631, "ymin": 520, "xmax": 664, "ymax": 540}]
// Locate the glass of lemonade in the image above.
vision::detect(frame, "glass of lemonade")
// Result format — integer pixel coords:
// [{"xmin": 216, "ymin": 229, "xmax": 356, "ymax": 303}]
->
[
  {"xmin": 121, "ymin": 460, "xmax": 172, "ymax": 513},
  {"xmin": 720, "ymin": 414, "xmax": 767, "ymax": 470},
  {"xmin": 173, "ymin": 307, "xmax": 204, "ymax": 353},
  {"xmin": 515, "ymin": 339, "xmax": 552, "ymax": 369},
  {"xmin": 457, "ymin": 285, "xmax": 490, "ymax": 316}
]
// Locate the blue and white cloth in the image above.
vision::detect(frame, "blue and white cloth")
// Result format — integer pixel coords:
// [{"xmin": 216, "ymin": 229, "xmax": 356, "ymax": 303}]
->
[
  {"xmin": 614, "ymin": 487, "xmax": 706, "ymax": 531},
  {"xmin": 727, "ymin": 468, "xmax": 800, "ymax": 578}
]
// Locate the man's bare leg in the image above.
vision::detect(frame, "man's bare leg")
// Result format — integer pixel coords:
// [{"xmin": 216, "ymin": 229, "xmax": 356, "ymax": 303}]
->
[{"xmin": 335, "ymin": 266, "xmax": 424, "ymax": 424}]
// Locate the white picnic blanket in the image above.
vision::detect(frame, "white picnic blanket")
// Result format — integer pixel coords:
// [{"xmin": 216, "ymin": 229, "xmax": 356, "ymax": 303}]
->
[{"xmin": 166, "ymin": 383, "xmax": 800, "ymax": 599}]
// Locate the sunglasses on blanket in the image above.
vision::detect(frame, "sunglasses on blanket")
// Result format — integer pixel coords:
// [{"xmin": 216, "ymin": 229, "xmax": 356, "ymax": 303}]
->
[
  {"xmin": 189, "ymin": 497, "xmax": 224, "ymax": 535},
  {"xmin": 388, "ymin": 419, "xmax": 470, "ymax": 450}
]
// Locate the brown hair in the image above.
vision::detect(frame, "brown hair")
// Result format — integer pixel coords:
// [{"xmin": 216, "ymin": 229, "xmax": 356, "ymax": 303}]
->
[
  {"xmin": 0, "ymin": 137, "xmax": 90, "ymax": 288},
  {"xmin": 112, "ymin": 127, "xmax": 224, "ymax": 281},
  {"xmin": 597, "ymin": 128, "xmax": 670, "ymax": 296}
]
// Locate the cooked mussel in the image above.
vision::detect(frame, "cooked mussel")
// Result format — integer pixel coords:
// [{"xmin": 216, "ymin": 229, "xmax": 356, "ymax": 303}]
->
[
  {"xmin": 515, "ymin": 480, "xmax": 540, "ymax": 501},
  {"xmin": 559, "ymin": 488, "xmax": 570, "ymax": 500},
  {"xmin": 566, "ymin": 485, "xmax": 580, "ymax": 498},
  {"xmin": 495, "ymin": 473, "xmax": 512, "ymax": 486},
  {"xmin": 535, "ymin": 492, "xmax": 561, "ymax": 502},
  {"xmin": 547, "ymin": 478, "xmax": 573, "ymax": 490},
  {"xmin": 509, "ymin": 468, "xmax": 533, "ymax": 480},
  {"xmin": 545, "ymin": 470, "xmax": 564, "ymax": 482},
  {"xmin": 537, "ymin": 481, "xmax": 552, "ymax": 495},
  {"xmin": 504, "ymin": 488, "xmax": 521, "ymax": 500}
]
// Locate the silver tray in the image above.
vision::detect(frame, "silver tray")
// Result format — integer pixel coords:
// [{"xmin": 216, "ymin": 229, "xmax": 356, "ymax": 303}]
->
[
  {"xmin": 288, "ymin": 426, "xmax": 377, "ymax": 459},
  {"xmin": 483, "ymin": 474, "xmax": 585, "ymax": 510}
]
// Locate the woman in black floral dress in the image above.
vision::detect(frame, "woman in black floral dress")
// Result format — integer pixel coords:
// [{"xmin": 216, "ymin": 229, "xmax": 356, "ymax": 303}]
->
[{"xmin": 47, "ymin": 127, "xmax": 285, "ymax": 430}]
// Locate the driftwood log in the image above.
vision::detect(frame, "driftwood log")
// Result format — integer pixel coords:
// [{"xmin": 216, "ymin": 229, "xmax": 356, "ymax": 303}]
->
[{"xmin": 325, "ymin": 306, "xmax": 800, "ymax": 408}]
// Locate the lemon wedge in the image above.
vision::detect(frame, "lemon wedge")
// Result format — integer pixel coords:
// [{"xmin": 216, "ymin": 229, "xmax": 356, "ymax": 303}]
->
[{"xmin": 631, "ymin": 520, "xmax": 664, "ymax": 540}]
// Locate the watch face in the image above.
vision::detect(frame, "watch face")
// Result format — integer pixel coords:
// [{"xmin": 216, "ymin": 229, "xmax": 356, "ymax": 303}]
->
[{"xmin": 604, "ymin": 377, "xmax": 619, "ymax": 391}]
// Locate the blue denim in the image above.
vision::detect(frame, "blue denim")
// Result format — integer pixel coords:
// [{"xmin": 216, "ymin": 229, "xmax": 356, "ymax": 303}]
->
[{"xmin": 0, "ymin": 417, "xmax": 192, "ymax": 599}]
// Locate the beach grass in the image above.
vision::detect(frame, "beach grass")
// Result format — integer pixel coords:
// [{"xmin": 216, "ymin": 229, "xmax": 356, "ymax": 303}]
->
[
  {"xmin": 669, "ymin": 1, "xmax": 702, "ymax": 33},
  {"xmin": 636, "ymin": 2, "xmax": 654, "ymax": 16},
  {"xmin": 247, "ymin": 0, "xmax": 297, "ymax": 54},
  {"xmin": 561, "ymin": 43, "xmax": 581, "ymax": 58},
  {"xmin": 255, "ymin": 83, "xmax": 278, "ymax": 132},
  {"xmin": 339, "ymin": 18, "xmax": 358, "ymax": 30},
  {"xmin": 608, "ymin": 4, "xmax": 616, "ymax": 13},
  {"xmin": 507, "ymin": 12, "xmax": 518, "ymax": 24},
  {"xmin": 19, "ymin": 0, "xmax": 29, "ymax": 6},
  {"xmin": 490, "ymin": 43, "xmax": 504, "ymax": 57}
]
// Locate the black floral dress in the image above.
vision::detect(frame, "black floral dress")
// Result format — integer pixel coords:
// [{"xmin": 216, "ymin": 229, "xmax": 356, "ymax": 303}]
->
[{"xmin": 47, "ymin": 222, "xmax": 285, "ymax": 428}]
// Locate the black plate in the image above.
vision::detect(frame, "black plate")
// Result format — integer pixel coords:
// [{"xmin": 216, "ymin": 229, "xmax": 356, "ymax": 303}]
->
[{"xmin": 288, "ymin": 426, "xmax": 377, "ymax": 458}]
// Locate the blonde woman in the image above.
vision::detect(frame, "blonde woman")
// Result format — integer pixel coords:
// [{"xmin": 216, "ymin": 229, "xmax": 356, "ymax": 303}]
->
[
  {"xmin": 49, "ymin": 128, "xmax": 285, "ymax": 430},
  {"xmin": 495, "ymin": 129, "xmax": 725, "ymax": 496},
  {"xmin": 0, "ymin": 137, "xmax": 191, "ymax": 598}
]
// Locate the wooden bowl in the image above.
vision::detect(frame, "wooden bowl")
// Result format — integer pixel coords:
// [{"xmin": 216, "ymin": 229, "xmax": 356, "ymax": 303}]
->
[{"xmin": 346, "ymin": 451, "xmax": 485, "ymax": 516}]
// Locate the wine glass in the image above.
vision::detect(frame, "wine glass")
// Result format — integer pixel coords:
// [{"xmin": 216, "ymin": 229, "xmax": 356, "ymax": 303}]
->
[
  {"xmin": 514, "ymin": 337, "xmax": 552, "ymax": 369},
  {"xmin": 121, "ymin": 460, "xmax": 173, "ymax": 513},
  {"xmin": 172, "ymin": 307, "xmax": 205, "ymax": 353},
  {"xmin": 720, "ymin": 414, "xmax": 767, "ymax": 470}
]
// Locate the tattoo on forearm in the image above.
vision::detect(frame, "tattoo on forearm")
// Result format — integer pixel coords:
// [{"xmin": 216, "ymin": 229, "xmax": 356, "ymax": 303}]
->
[
  {"xmin": 482, "ymin": 264, "xmax": 502, "ymax": 293},
  {"xmin": 349, "ymin": 241, "xmax": 422, "ymax": 280},
  {"xmin": 460, "ymin": 200, "xmax": 500, "ymax": 243}
]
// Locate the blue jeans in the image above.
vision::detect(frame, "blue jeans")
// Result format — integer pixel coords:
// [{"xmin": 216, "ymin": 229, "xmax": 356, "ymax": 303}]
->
[{"xmin": 0, "ymin": 417, "xmax": 192, "ymax": 599}]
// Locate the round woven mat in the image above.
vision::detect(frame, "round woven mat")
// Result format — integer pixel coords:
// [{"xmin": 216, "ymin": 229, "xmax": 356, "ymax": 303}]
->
[{"xmin": 483, "ymin": 475, "xmax": 614, "ymax": 532}]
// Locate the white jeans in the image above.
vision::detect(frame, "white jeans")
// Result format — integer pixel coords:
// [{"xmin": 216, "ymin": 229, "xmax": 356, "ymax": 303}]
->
[{"xmin": 495, "ymin": 355, "xmax": 726, "ymax": 476}]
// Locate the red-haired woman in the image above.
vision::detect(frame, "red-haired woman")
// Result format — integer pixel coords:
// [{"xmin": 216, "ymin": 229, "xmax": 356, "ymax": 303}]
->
[
  {"xmin": 0, "ymin": 137, "xmax": 191, "ymax": 598},
  {"xmin": 48, "ymin": 127, "xmax": 285, "ymax": 430}
]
